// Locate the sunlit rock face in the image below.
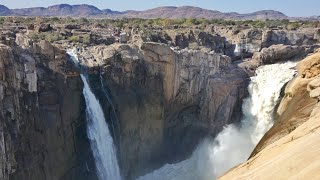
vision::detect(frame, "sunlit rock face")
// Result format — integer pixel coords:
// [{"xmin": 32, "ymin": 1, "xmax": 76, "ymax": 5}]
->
[
  {"xmin": 137, "ymin": 59, "xmax": 297, "ymax": 180},
  {"xmin": 220, "ymin": 50, "xmax": 320, "ymax": 180},
  {"xmin": 78, "ymin": 42, "xmax": 249, "ymax": 179}
]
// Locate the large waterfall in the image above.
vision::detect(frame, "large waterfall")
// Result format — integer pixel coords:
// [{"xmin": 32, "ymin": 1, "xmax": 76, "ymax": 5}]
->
[
  {"xmin": 67, "ymin": 51, "xmax": 121, "ymax": 180},
  {"xmin": 137, "ymin": 61, "xmax": 297, "ymax": 180}
]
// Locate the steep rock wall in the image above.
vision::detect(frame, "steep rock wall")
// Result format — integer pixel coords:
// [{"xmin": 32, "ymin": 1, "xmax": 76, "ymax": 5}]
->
[
  {"xmin": 0, "ymin": 39, "xmax": 97, "ymax": 180},
  {"xmin": 219, "ymin": 50, "xmax": 320, "ymax": 180},
  {"xmin": 79, "ymin": 42, "xmax": 249, "ymax": 179}
]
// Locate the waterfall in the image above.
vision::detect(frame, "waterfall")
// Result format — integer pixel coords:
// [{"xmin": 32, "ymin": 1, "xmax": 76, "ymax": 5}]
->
[
  {"xmin": 67, "ymin": 51, "xmax": 121, "ymax": 180},
  {"xmin": 234, "ymin": 43, "xmax": 241, "ymax": 56},
  {"xmin": 137, "ymin": 61, "xmax": 297, "ymax": 180},
  {"xmin": 81, "ymin": 75, "xmax": 122, "ymax": 180}
]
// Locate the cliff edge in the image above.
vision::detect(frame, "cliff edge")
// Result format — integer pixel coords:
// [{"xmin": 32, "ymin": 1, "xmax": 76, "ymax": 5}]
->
[{"xmin": 219, "ymin": 50, "xmax": 320, "ymax": 180}]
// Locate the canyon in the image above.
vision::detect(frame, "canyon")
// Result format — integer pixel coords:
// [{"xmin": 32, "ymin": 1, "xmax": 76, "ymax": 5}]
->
[{"xmin": 0, "ymin": 15, "xmax": 319, "ymax": 180}]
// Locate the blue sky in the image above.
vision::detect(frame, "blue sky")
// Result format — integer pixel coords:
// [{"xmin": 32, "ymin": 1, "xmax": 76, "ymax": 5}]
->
[{"xmin": 1, "ymin": 0, "xmax": 319, "ymax": 17}]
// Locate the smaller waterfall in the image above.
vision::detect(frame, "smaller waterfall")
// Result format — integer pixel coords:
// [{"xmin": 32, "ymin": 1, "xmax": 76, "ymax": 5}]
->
[
  {"xmin": 67, "ymin": 51, "xmax": 121, "ymax": 180},
  {"xmin": 234, "ymin": 43, "xmax": 241, "ymax": 56},
  {"xmin": 137, "ymin": 61, "xmax": 297, "ymax": 180}
]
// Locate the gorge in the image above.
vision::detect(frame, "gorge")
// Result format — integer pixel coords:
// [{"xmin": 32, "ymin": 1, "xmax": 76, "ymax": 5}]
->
[
  {"xmin": 137, "ymin": 61, "xmax": 297, "ymax": 180},
  {"xmin": 0, "ymin": 14, "xmax": 320, "ymax": 180}
]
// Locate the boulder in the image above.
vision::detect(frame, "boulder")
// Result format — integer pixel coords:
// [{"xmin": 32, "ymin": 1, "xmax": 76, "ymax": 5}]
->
[
  {"xmin": 64, "ymin": 24, "xmax": 81, "ymax": 30},
  {"xmin": 39, "ymin": 40, "xmax": 55, "ymax": 59},
  {"xmin": 253, "ymin": 44, "xmax": 305, "ymax": 64},
  {"xmin": 308, "ymin": 78, "xmax": 320, "ymax": 98},
  {"xmin": 15, "ymin": 33, "xmax": 32, "ymax": 49},
  {"xmin": 37, "ymin": 23, "xmax": 52, "ymax": 32},
  {"xmin": 308, "ymin": 77, "xmax": 320, "ymax": 91}
]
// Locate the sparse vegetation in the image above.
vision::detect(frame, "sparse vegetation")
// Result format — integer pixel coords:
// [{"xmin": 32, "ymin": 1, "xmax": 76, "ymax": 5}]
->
[
  {"xmin": 28, "ymin": 32, "xmax": 64, "ymax": 42},
  {"xmin": 68, "ymin": 34, "xmax": 91, "ymax": 44},
  {"xmin": 68, "ymin": 35, "xmax": 80, "ymax": 43},
  {"xmin": 0, "ymin": 17, "xmax": 5, "ymax": 24},
  {"xmin": 82, "ymin": 34, "xmax": 91, "ymax": 44},
  {"xmin": 87, "ymin": 18, "xmax": 320, "ymax": 30}
]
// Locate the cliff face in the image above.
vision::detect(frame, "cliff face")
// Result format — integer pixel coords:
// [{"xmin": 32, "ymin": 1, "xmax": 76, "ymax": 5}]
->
[
  {"xmin": 1, "ymin": 18, "xmax": 319, "ymax": 180},
  {"xmin": 153, "ymin": 27, "xmax": 319, "ymax": 61},
  {"xmin": 79, "ymin": 42, "xmax": 249, "ymax": 179},
  {"xmin": 219, "ymin": 50, "xmax": 320, "ymax": 180},
  {"xmin": 0, "ymin": 38, "xmax": 97, "ymax": 180}
]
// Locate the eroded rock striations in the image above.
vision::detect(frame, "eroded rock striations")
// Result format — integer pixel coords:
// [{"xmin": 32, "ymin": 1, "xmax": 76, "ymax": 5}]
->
[
  {"xmin": 219, "ymin": 50, "xmax": 320, "ymax": 180},
  {"xmin": 1, "ymin": 16, "xmax": 320, "ymax": 180},
  {"xmin": 0, "ymin": 36, "xmax": 97, "ymax": 180},
  {"xmin": 78, "ymin": 42, "xmax": 249, "ymax": 179}
]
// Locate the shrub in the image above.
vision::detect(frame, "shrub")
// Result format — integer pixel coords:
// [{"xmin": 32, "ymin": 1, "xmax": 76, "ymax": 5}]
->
[
  {"xmin": 82, "ymin": 34, "xmax": 91, "ymax": 44},
  {"xmin": 80, "ymin": 18, "xmax": 89, "ymax": 24},
  {"xmin": 45, "ymin": 32, "xmax": 63, "ymax": 42},
  {"xmin": 29, "ymin": 33, "xmax": 40, "ymax": 41},
  {"xmin": 68, "ymin": 36, "xmax": 80, "ymax": 43},
  {"xmin": 0, "ymin": 17, "xmax": 4, "ymax": 25}
]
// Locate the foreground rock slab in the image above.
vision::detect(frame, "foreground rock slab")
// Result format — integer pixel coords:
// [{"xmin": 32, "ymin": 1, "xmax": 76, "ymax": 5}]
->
[{"xmin": 219, "ymin": 50, "xmax": 320, "ymax": 180}]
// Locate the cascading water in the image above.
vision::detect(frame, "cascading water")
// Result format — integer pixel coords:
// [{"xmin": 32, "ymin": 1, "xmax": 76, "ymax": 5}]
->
[
  {"xmin": 81, "ymin": 75, "xmax": 122, "ymax": 180},
  {"xmin": 67, "ymin": 50, "xmax": 121, "ymax": 180},
  {"xmin": 137, "ymin": 61, "xmax": 297, "ymax": 180}
]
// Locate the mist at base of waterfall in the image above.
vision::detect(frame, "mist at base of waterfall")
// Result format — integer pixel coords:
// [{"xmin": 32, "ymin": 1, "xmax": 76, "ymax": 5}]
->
[{"xmin": 138, "ymin": 61, "xmax": 297, "ymax": 180}]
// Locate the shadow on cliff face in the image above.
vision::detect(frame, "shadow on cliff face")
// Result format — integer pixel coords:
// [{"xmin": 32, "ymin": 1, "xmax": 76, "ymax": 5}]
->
[
  {"xmin": 78, "ymin": 42, "xmax": 249, "ymax": 179},
  {"xmin": 0, "ymin": 42, "xmax": 98, "ymax": 180}
]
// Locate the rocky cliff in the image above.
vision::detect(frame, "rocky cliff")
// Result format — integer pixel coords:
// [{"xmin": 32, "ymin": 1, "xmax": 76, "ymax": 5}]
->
[
  {"xmin": 219, "ymin": 50, "xmax": 320, "ymax": 180},
  {"xmin": 1, "ymin": 16, "xmax": 320, "ymax": 180},
  {"xmin": 144, "ymin": 27, "xmax": 319, "ymax": 61},
  {"xmin": 0, "ymin": 37, "xmax": 97, "ymax": 180},
  {"xmin": 78, "ymin": 42, "xmax": 249, "ymax": 179}
]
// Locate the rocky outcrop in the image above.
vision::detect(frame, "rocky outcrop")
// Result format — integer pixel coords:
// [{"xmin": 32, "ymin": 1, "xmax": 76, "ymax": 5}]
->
[
  {"xmin": 219, "ymin": 50, "xmax": 320, "ymax": 180},
  {"xmin": 141, "ymin": 28, "xmax": 319, "ymax": 61},
  {"xmin": 220, "ymin": 28, "xmax": 319, "ymax": 59},
  {"xmin": 1, "ymin": 16, "xmax": 319, "ymax": 180},
  {"xmin": 0, "ymin": 37, "xmax": 96, "ymax": 180},
  {"xmin": 252, "ymin": 44, "xmax": 317, "ymax": 64},
  {"xmin": 79, "ymin": 42, "xmax": 249, "ymax": 179}
]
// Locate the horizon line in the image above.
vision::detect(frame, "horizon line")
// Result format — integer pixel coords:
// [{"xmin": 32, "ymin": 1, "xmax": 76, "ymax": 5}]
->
[{"xmin": 1, "ymin": 3, "xmax": 319, "ymax": 18}]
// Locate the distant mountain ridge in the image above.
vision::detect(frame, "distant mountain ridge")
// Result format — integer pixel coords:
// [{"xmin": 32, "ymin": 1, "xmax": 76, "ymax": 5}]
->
[
  {"xmin": 0, "ymin": 5, "xmax": 12, "ymax": 16},
  {"xmin": 0, "ymin": 4, "xmax": 318, "ymax": 20}
]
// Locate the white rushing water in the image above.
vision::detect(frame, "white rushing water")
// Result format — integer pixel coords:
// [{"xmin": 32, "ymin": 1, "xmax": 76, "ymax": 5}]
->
[
  {"xmin": 137, "ymin": 61, "xmax": 297, "ymax": 180},
  {"xmin": 234, "ymin": 43, "xmax": 241, "ymax": 56},
  {"xmin": 81, "ymin": 75, "xmax": 122, "ymax": 180},
  {"xmin": 67, "ymin": 50, "xmax": 121, "ymax": 180}
]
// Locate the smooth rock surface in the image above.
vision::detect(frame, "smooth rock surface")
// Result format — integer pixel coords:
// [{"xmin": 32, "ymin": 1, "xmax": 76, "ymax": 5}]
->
[{"xmin": 219, "ymin": 50, "xmax": 320, "ymax": 180}]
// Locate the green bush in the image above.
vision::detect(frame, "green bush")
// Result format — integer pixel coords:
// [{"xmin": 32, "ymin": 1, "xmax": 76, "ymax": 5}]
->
[
  {"xmin": 0, "ymin": 17, "xmax": 4, "ymax": 25},
  {"xmin": 45, "ymin": 32, "xmax": 63, "ymax": 42},
  {"xmin": 28, "ymin": 32, "xmax": 63, "ymax": 42},
  {"xmin": 80, "ymin": 18, "xmax": 89, "ymax": 24},
  {"xmin": 82, "ymin": 34, "xmax": 91, "ymax": 44},
  {"xmin": 68, "ymin": 36, "xmax": 80, "ymax": 43},
  {"xmin": 29, "ymin": 33, "xmax": 40, "ymax": 41}
]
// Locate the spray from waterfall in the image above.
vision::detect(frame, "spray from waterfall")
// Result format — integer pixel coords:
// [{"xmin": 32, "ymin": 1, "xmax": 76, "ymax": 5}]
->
[
  {"xmin": 67, "ymin": 50, "xmax": 122, "ymax": 180},
  {"xmin": 137, "ymin": 61, "xmax": 297, "ymax": 180}
]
